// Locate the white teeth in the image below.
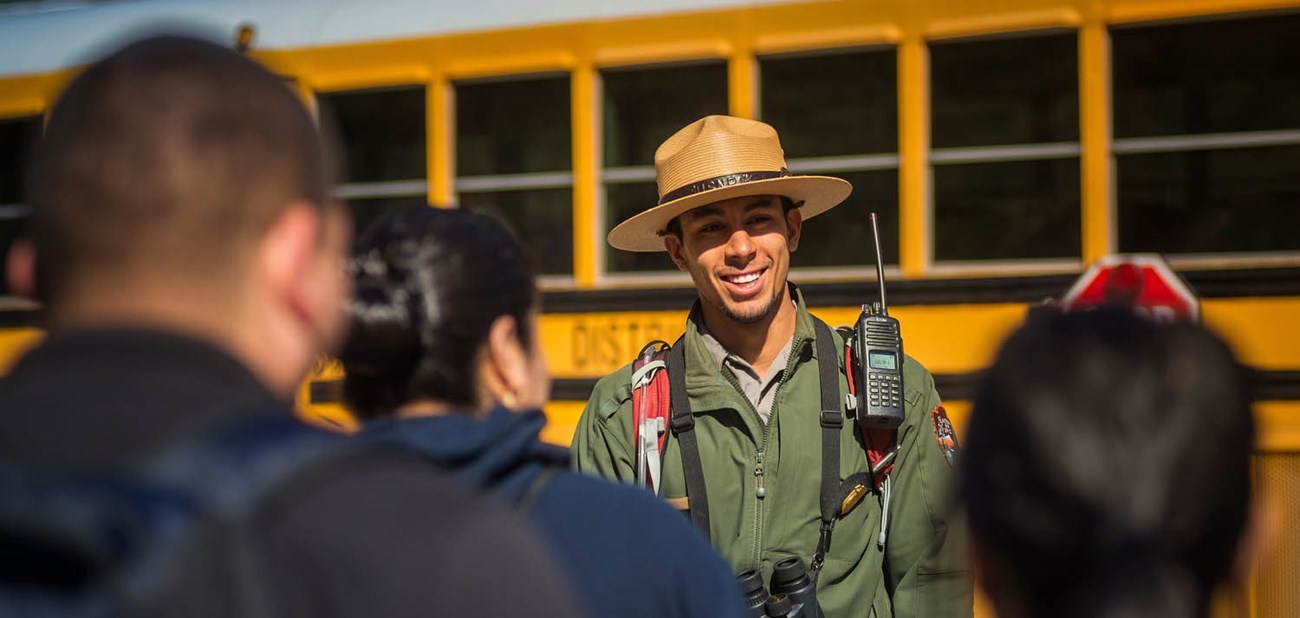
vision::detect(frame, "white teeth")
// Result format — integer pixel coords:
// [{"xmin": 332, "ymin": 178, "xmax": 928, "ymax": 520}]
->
[{"xmin": 727, "ymin": 272, "xmax": 760, "ymax": 285}]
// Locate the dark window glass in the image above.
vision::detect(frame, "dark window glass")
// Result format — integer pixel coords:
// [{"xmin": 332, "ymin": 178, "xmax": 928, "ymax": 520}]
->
[
  {"xmin": 760, "ymin": 50, "xmax": 897, "ymax": 158},
  {"xmin": 604, "ymin": 181, "xmax": 674, "ymax": 273},
  {"xmin": 931, "ymin": 33, "xmax": 1079, "ymax": 148},
  {"xmin": 456, "ymin": 76, "xmax": 571, "ymax": 176},
  {"xmin": 1113, "ymin": 15, "xmax": 1300, "ymax": 138},
  {"xmin": 0, "ymin": 116, "xmax": 41, "ymax": 296},
  {"xmin": 0, "ymin": 116, "xmax": 40, "ymax": 205},
  {"xmin": 1118, "ymin": 145, "xmax": 1300, "ymax": 254},
  {"xmin": 460, "ymin": 188, "xmax": 574, "ymax": 276},
  {"xmin": 602, "ymin": 63, "xmax": 727, "ymax": 168},
  {"xmin": 791, "ymin": 170, "xmax": 898, "ymax": 268},
  {"xmin": 348, "ymin": 196, "xmax": 430, "ymax": 238},
  {"xmin": 933, "ymin": 158, "xmax": 1081, "ymax": 260},
  {"xmin": 318, "ymin": 87, "xmax": 425, "ymax": 183}
]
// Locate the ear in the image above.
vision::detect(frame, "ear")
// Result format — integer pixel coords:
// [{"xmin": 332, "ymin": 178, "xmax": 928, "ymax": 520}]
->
[
  {"xmin": 485, "ymin": 315, "xmax": 529, "ymax": 407},
  {"xmin": 259, "ymin": 203, "xmax": 323, "ymax": 329},
  {"xmin": 663, "ymin": 234, "xmax": 688, "ymax": 271},
  {"xmin": 786, "ymin": 201, "xmax": 804, "ymax": 253},
  {"xmin": 5, "ymin": 238, "xmax": 37, "ymax": 300}
]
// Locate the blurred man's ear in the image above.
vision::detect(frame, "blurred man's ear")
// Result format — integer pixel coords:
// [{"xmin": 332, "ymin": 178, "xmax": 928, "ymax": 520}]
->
[
  {"xmin": 6, "ymin": 238, "xmax": 37, "ymax": 300},
  {"xmin": 260, "ymin": 203, "xmax": 329, "ymax": 338}
]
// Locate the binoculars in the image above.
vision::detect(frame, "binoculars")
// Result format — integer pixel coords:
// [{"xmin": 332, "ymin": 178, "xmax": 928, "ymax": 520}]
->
[{"xmin": 737, "ymin": 556, "xmax": 822, "ymax": 618}]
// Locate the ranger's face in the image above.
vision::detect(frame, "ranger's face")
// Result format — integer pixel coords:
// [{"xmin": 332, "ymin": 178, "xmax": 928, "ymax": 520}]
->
[{"xmin": 664, "ymin": 195, "xmax": 801, "ymax": 325}]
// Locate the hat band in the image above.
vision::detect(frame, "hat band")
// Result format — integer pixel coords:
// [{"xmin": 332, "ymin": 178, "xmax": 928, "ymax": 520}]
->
[{"xmin": 658, "ymin": 168, "xmax": 791, "ymax": 205}]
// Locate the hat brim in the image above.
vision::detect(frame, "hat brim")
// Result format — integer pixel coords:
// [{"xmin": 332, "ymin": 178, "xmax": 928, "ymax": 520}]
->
[{"xmin": 607, "ymin": 175, "xmax": 853, "ymax": 252}]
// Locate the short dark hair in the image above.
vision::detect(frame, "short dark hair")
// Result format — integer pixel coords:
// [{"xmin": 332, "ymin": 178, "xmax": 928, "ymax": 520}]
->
[
  {"xmin": 661, "ymin": 195, "xmax": 799, "ymax": 239},
  {"xmin": 960, "ymin": 309, "xmax": 1254, "ymax": 618},
  {"xmin": 339, "ymin": 206, "xmax": 537, "ymax": 419},
  {"xmin": 26, "ymin": 35, "xmax": 333, "ymax": 302}
]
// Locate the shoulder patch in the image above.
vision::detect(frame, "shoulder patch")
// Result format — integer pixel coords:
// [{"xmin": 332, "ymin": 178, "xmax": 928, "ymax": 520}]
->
[{"xmin": 930, "ymin": 404, "xmax": 958, "ymax": 467}]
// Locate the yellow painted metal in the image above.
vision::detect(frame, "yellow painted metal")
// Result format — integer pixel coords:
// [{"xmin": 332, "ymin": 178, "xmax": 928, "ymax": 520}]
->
[
  {"xmin": 809, "ymin": 304, "xmax": 1029, "ymax": 375},
  {"xmin": 0, "ymin": 71, "xmax": 72, "ymax": 119},
  {"xmin": 1107, "ymin": 0, "xmax": 1300, "ymax": 23},
  {"xmin": 0, "ymin": 329, "xmax": 43, "ymax": 373},
  {"xmin": 6, "ymin": 0, "xmax": 1300, "ymax": 110},
  {"xmin": 924, "ymin": 6, "xmax": 1083, "ymax": 39},
  {"xmin": 540, "ymin": 309, "xmax": 689, "ymax": 378},
  {"xmin": 896, "ymin": 35, "xmax": 929, "ymax": 279},
  {"xmin": 538, "ymin": 298, "xmax": 1300, "ymax": 380},
  {"xmin": 728, "ymin": 45, "xmax": 757, "ymax": 119},
  {"xmin": 571, "ymin": 62, "xmax": 599, "ymax": 288},
  {"xmin": 1202, "ymin": 298, "xmax": 1300, "ymax": 372},
  {"xmin": 1078, "ymin": 21, "xmax": 1114, "ymax": 264},
  {"xmin": 541, "ymin": 400, "xmax": 587, "ymax": 446},
  {"xmin": 293, "ymin": 357, "xmax": 358, "ymax": 434},
  {"xmin": 753, "ymin": 24, "xmax": 901, "ymax": 55},
  {"xmin": 427, "ymin": 75, "xmax": 452, "ymax": 207},
  {"xmin": 1256, "ymin": 402, "xmax": 1300, "ymax": 453}
]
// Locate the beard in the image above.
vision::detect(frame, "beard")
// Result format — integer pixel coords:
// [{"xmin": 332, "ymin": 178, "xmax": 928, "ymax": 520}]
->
[{"xmin": 716, "ymin": 283, "xmax": 786, "ymax": 324}]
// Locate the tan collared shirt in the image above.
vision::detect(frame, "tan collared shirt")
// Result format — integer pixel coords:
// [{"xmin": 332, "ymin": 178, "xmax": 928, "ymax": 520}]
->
[{"xmin": 697, "ymin": 324, "xmax": 794, "ymax": 425}]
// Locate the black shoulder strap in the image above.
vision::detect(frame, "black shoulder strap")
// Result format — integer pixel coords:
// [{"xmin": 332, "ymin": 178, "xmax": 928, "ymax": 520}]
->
[
  {"xmin": 666, "ymin": 342, "xmax": 711, "ymax": 539},
  {"xmin": 811, "ymin": 317, "xmax": 843, "ymax": 573}
]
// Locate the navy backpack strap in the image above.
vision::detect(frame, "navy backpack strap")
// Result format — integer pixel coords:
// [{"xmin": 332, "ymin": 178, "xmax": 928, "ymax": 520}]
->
[
  {"xmin": 666, "ymin": 341, "xmax": 711, "ymax": 539},
  {"xmin": 144, "ymin": 415, "xmax": 347, "ymax": 516},
  {"xmin": 140, "ymin": 414, "xmax": 351, "ymax": 617}
]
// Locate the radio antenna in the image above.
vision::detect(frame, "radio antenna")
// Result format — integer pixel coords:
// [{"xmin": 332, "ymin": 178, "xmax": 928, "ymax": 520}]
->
[{"xmin": 869, "ymin": 213, "xmax": 888, "ymax": 315}]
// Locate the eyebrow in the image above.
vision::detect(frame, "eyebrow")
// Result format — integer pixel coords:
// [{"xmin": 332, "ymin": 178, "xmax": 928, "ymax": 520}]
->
[{"xmin": 683, "ymin": 196, "xmax": 779, "ymax": 222}]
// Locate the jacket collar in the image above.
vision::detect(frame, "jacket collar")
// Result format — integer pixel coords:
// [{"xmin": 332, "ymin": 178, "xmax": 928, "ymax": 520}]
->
[
  {"xmin": 681, "ymin": 283, "xmax": 817, "ymax": 399},
  {"xmin": 360, "ymin": 406, "xmax": 568, "ymax": 499}
]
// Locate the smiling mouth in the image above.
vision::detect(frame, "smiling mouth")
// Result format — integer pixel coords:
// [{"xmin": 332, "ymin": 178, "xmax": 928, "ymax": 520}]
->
[
  {"xmin": 720, "ymin": 268, "xmax": 767, "ymax": 293},
  {"xmin": 723, "ymin": 271, "xmax": 761, "ymax": 285}
]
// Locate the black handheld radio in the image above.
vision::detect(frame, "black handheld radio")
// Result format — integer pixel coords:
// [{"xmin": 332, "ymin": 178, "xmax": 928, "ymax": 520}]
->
[{"xmin": 850, "ymin": 213, "xmax": 904, "ymax": 429}]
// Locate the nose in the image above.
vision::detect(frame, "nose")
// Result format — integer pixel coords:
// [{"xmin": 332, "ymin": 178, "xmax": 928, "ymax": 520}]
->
[{"xmin": 725, "ymin": 227, "xmax": 756, "ymax": 264}]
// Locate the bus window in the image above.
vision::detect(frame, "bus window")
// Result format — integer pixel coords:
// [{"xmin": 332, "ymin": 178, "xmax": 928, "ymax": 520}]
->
[
  {"xmin": 1113, "ymin": 14, "xmax": 1300, "ymax": 256},
  {"xmin": 760, "ymin": 48, "xmax": 900, "ymax": 269},
  {"xmin": 456, "ymin": 75, "xmax": 574, "ymax": 277},
  {"xmin": 930, "ymin": 32, "xmax": 1082, "ymax": 263},
  {"xmin": 318, "ymin": 86, "xmax": 427, "ymax": 233}
]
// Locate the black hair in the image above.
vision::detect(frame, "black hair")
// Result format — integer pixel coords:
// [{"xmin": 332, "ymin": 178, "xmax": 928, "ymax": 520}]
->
[
  {"xmin": 960, "ymin": 309, "xmax": 1254, "ymax": 618},
  {"xmin": 660, "ymin": 195, "xmax": 799, "ymax": 239},
  {"xmin": 339, "ymin": 206, "xmax": 537, "ymax": 419},
  {"xmin": 26, "ymin": 35, "xmax": 333, "ymax": 303}
]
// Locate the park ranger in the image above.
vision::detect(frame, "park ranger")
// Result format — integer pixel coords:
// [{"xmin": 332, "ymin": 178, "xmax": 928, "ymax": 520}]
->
[{"xmin": 572, "ymin": 115, "xmax": 973, "ymax": 617}]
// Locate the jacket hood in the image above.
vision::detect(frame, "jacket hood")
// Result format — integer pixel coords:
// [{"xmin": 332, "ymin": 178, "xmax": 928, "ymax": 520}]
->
[{"xmin": 360, "ymin": 407, "xmax": 569, "ymax": 501}]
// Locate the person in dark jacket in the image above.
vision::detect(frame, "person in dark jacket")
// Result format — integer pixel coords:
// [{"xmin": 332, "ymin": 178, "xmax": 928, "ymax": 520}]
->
[
  {"xmin": 0, "ymin": 34, "xmax": 581, "ymax": 617},
  {"xmin": 339, "ymin": 205, "xmax": 749, "ymax": 618}
]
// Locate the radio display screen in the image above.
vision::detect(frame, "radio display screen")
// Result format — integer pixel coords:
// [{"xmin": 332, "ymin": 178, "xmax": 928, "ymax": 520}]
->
[{"xmin": 868, "ymin": 351, "xmax": 897, "ymax": 370}]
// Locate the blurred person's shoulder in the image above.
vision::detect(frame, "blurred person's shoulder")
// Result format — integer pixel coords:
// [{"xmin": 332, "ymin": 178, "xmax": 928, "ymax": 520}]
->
[{"xmin": 262, "ymin": 448, "xmax": 586, "ymax": 617}]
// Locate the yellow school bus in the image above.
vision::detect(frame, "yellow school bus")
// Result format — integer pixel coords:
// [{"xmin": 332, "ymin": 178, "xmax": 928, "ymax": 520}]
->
[{"xmin": 2, "ymin": 0, "xmax": 1298, "ymax": 614}]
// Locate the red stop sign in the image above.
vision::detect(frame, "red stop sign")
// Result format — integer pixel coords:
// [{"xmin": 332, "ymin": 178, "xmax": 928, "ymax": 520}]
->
[{"xmin": 1061, "ymin": 254, "xmax": 1199, "ymax": 322}]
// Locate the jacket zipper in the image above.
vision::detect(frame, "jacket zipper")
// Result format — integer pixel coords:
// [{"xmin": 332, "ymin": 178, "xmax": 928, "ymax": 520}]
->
[{"xmin": 726, "ymin": 335, "xmax": 807, "ymax": 571}]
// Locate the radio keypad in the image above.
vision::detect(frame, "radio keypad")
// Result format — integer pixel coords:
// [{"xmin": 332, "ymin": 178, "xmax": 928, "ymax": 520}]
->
[{"xmin": 868, "ymin": 372, "xmax": 902, "ymax": 408}]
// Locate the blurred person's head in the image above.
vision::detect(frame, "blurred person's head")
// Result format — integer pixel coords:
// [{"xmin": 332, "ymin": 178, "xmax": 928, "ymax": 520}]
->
[
  {"xmin": 340, "ymin": 206, "xmax": 548, "ymax": 419},
  {"xmin": 960, "ymin": 309, "xmax": 1255, "ymax": 618},
  {"xmin": 19, "ymin": 34, "xmax": 348, "ymax": 396}
]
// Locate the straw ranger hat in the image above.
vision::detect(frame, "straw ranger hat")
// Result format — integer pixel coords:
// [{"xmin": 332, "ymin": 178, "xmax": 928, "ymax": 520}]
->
[{"xmin": 607, "ymin": 115, "xmax": 853, "ymax": 252}]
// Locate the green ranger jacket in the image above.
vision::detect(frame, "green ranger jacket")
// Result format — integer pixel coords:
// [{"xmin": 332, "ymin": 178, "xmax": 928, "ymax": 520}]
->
[{"xmin": 572, "ymin": 290, "xmax": 973, "ymax": 618}]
